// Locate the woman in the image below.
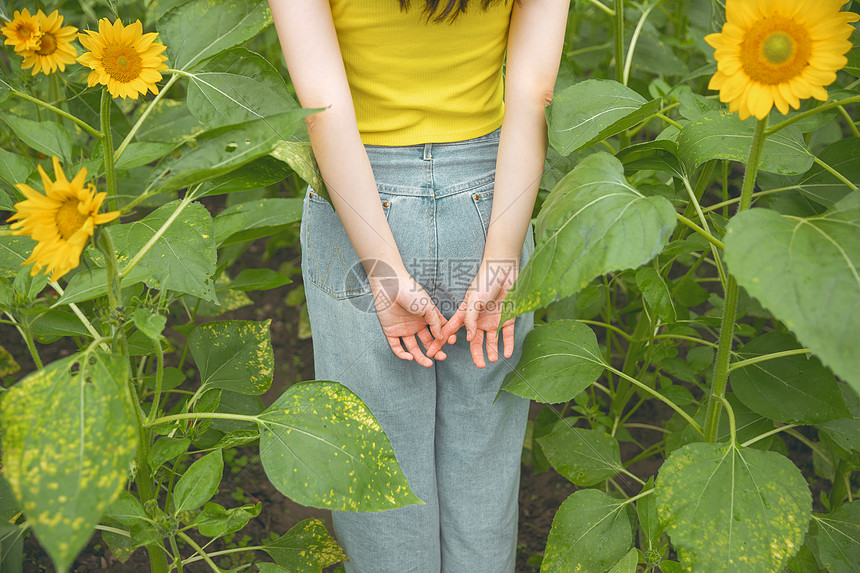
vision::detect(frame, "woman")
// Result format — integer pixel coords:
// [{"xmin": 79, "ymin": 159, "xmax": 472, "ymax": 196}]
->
[{"xmin": 267, "ymin": 1, "xmax": 567, "ymax": 571}]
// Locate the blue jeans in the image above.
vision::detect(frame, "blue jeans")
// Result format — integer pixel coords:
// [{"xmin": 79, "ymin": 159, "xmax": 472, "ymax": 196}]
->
[{"xmin": 299, "ymin": 128, "xmax": 534, "ymax": 573}]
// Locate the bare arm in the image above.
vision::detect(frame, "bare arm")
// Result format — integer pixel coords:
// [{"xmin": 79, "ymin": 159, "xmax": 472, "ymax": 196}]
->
[
  {"xmin": 486, "ymin": 0, "xmax": 568, "ymax": 261},
  {"xmin": 268, "ymin": 0, "xmax": 403, "ymax": 274},
  {"xmin": 268, "ymin": 0, "xmax": 449, "ymax": 365}
]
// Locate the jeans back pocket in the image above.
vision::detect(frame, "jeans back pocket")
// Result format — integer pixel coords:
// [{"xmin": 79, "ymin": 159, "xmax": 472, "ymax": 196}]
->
[{"xmin": 303, "ymin": 189, "xmax": 392, "ymax": 299}]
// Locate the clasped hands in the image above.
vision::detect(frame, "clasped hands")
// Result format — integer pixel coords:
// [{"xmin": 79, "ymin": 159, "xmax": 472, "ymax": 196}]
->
[{"xmin": 370, "ymin": 258, "xmax": 519, "ymax": 368}]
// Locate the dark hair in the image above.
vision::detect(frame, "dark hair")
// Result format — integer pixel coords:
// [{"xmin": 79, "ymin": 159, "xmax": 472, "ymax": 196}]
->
[{"xmin": 399, "ymin": 0, "xmax": 505, "ymax": 23}]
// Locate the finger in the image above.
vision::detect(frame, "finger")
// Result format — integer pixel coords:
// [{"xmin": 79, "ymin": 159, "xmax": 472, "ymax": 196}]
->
[
  {"xmin": 417, "ymin": 328, "xmax": 446, "ymax": 360},
  {"xmin": 470, "ymin": 329, "xmax": 486, "ymax": 369},
  {"xmin": 464, "ymin": 293, "xmax": 486, "ymax": 341},
  {"xmin": 486, "ymin": 327, "xmax": 499, "ymax": 363},
  {"xmin": 501, "ymin": 319, "xmax": 515, "ymax": 359},
  {"xmin": 448, "ymin": 333, "xmax": 457, "ymax": 345},
  {"xmin": 387, "ymin": 336, "xmax": 413, "ymax": 362},
  {"xmin": 424, "ymin": 306, "xmax": 445, "ymax": 339},
  {"xmin": 403, "ymin": 334, "xmax": 433, "ymax": 367}
]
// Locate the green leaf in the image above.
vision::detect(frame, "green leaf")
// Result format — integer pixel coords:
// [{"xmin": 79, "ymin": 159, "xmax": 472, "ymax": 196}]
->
[
  {"xmin": 259, "ymin": 381, "xmax": 421, "ymax": 511},
  {"xmin": 0, "ymin": 344, "xmax": 20, "ymax": 377},
  {"xmin": 816, "ymin": 416, "xmax": 860, "ymax": 453},
  {"xmin": 637, "ymin": 479, "xmax": 663, "ymax": 553},
  {"xmin": 724, "ymin": 194, "xmax": 860, "ymax": 395},
  {"xmin": 732, "ymin": 333, "xmax": 849, "ymax": 424},
  {"xmin": 0, "ymin": 147, "xmax": 34, "ymax": 192},
  {"xmin": 199, "ymin": 155, "xmax": 293, "ymax": 197},
  {"xmin": 536, "ymin": 424, "xmax": 622, "ymax": 486},
  {"xmin": 30, "ymin": 309, "xmax": 93, "ymax": 339},
  {"xmin": 186, "ymin": 47, "xmax": 297, "ymax": 127},
  {"xmin": 678, "ymin": 110, "xmax": 813, "ymax": 175},
  {"xmin": 0, "ymin": 352, "xmax": 137, "ymax": 572},
  {"xmin": 149, "ymin": 110, "xmax": 310, "ymax": 194},
  {"xmin": 500, "ymin": 320, "xmax": 605, "ymax": 403},
  {"xmin": 540, "ymin": 489, "xmax": 633, "ymax": 573},
  {"xmin": 1, "ymin": 116, "xmax": 71, "ymax": 162},
  {"xmin": 608, "ymin": 548, "xmax": 640, "ymax": 573},
  {"xmin": 213, "ymin": 198, "xmax": 304, "ymax": 246},
  {"xmin": 261, "ymin": 518, "xmax": 346, "ymax": 572},
  {"xmin": 103, "ymin": 491, "xmax": 148, "ymax": 528},
  {"xmin": 134, "ymin": 98, "xmax": 206, "ymax": 144},
  {"xmin": 172, "ymin": 451, "xmax": 223, "ymax": 514},
  {"xmin": 0, "ymin": 235, "xmax": 34, "ymax": 279},
  {"xmin": 503, "ymin": 153, "xmax": 677, "ymax": 319},
  {"xmin": 191, "ymin": 501, "xmax": 260, "ymax": 537},
  {"xmin": 615, "ymin": 139, "xmax": 685, "ymax": 179},
  {"xmin": 60, "ymin": 201, "xmax": 217, "ymax": 304},
  {"xmin": 114, "ymin": 142, "xmax": 176, "ymax": 171},
  {"xmin": 189, "ymin": 320, "xmax": 273, "ymax": 395},
  {"xmin": 133, "ymin": 308, "xmax": 167, "ymax": 340},
  {"xmin": 547, "ymin": 79, "xmax": 659, "ymax": 155},
  {"xmin": 797, "ymin": 138, "xmax": 860, "ymax": 208},
  {"xmin": 229, "ymin": 269, "xmax": 291, "ymax": 291},
  {"xmin": 813, "ymin": 501, "xmax": 860, "ymax": 573},
  {"xmin": 270, "ymin": 140, "xmax": 328, "ymax": 201},
  {"xmin": 147, "ymin": 437, "xmax": 190, "ymax": 471},
  {"xmin": 636, "ymin": 267, "xmax": 677, "ymax": 323},
  {"xmin": 158, "ymin": 0, "xmax": 272, "ymax": 70},
  {"xmin": 656, "ymin": 442, "xmax": 811, "ymax": 572}
]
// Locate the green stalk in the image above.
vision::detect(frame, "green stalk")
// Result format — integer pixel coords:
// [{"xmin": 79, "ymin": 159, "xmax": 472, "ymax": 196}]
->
[
  {"xmin": 145, "ymin": 336, "xmax": 166, "ymax": 425},
  {"xmin": 703, "ymin": 117, "xmax": 768, "ymax": 442},
  {"xmin": 145, "ymin": 412, "xmax": 260, "ymax": 428},
  {"xmin": 614, "ymin": 0, "xmax": 629, "ymax": 148},
  {"xmin": 767, "ymin": 95, "xmax": 860, "ymax": 135},
  {"xmin": 100, "ymin": 89, "xmax": 119, "ymax": 211},
  {"xmin": 9, "ymin": 88, "xmax": 102, "ymax": 138}
]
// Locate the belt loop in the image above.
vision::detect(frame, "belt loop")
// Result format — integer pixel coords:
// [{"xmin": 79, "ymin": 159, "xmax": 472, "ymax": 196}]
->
[{"xmin": 423, "ymin": 142, "xmax": 432, "ymax": 161}]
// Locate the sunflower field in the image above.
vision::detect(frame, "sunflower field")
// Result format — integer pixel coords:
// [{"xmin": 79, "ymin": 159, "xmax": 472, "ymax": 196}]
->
[{"xmin": 0, "ymin": 0, "xmax": 859, "ymax": 572}]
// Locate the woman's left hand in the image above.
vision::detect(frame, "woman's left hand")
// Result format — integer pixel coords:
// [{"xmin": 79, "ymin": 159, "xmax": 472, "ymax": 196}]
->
[{"xmin": 426, "ymin": 257, "xmax": 519, "ymax": 368}]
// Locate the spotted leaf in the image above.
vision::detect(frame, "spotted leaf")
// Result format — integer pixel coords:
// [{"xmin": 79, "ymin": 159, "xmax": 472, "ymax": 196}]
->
[
  {"xmin": 261, "ymin": 518, "xmax": 346, "ymax": 572},
  {"xmin": 541, "ymin": 489, "xmax": 633, "ymax": 573},
  {"xmin": 0, "ymin": 352, "xmax": 137, "ymax": 573},
  {"xmin": 189, "ymin": 320, "xmax": 274, "ymax": 395},
  {"xmin": 656, "ymin": 442, "xmax": 811, "ymax": 572},
  {"xmin": 259, "ymin": 381, "xmax": 421, "ymax": 511}
]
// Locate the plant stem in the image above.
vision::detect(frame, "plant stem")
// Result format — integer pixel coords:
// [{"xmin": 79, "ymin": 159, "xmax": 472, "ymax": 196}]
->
[
  {"xmin": 181, "ymin": 545, "xmax": 266, "ymax": 566},
  {"xmin": 740, "ymin": 423, "xmax": 798, "ymax": 448},
  {"xmin": 766, "ymin": 95, "xmax": 860, "ymax": 135},
  {"xmin": 576, "ymin": 319, "xmax": 634, "ymax": 341},
  {"xmin": 675, "ymin": 214, "xmax": 725, "ymax": 250},
  {"xmin": 19, "ymin": 319, "xmax": 43, "ymax": 369},
  {"xmin": 120, "ymin": 193, "xmax": 195, "ymax": 278},
  {"xmin": 813, "ymin": 157, "xmax": 859, "ymax": 192},
  {"xmin": 837, "ymin": 105, "xmax": 860, "ymax": 138},
  {"xmin": 177, "ymin": 531, "xmax": 223, "ymax": 573},
  {"xmin": 145, "ymin": 337, "xmax": 166, "ymax": 425},
  {"xmin": 9, "ymin": 88, "xmax": 102, "ymax": 138},
  {"xmin": 718, "ymin": 395, "xmax": 737, "ymax": 447},
  {"xmin": 115, "ymin": 73, "xmax": 180, "ymax": 160},
  {"xmin": 584, "ymin": 0, "xmax": 615, "ymax": 16},
  {"xmin": 614, "ymin": 0, "xmax": 629, "ymax": 148},
  {"xmin": 145, "ymin": 412, "xmax": 260, "ymax": 428},
  {"xmin": 100, "ymin": 90, "xmax": 119, "ymax": 211},
  {"xmin": 605, "ymin": 364, "xmax": 704, "ymax": 435},
  {"xmin": 623, "ymin": 0, "xmax": 662, "ymax": 86},
  {"xmin": 701, "ymin": 185, "xmax": 800, "ymax": 214},
  {"xmin": 703, "ymin": 116, "xmax": 768, "ymax": 443},
  {"xmin": 728, "ymin": 348, "xmax": 811, "ymax": 372}
]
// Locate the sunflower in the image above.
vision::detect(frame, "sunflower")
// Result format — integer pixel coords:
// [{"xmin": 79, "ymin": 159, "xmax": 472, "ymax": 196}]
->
[
  {"xmin": 18, "ymin": 10, "xmax": 78, "ymax": 76},
  {"xmin": 77, "ymin": 18, "xmax": 168, "ymax": 100},
  {"xmin": 706, "ymin": 0, "xmax": 859, "ymax": 120},
  {"xmin": 8, "ymin": 157, "xmax": 119, "ymax": 281},
  {"xmin": 1, "ymin": 8, "xmax": 41, "ymax": 53}
]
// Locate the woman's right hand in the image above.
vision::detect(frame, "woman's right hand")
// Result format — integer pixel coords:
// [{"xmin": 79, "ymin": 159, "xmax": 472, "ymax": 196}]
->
[{"xmin": 370, "ymin": 269, "xmax": 456, "ymax": 367}]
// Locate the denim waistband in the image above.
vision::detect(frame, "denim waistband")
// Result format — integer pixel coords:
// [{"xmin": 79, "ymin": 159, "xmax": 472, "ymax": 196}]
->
[{"xmin": 362, "ymin": 127, "xmax": 500, "ymax": 198}]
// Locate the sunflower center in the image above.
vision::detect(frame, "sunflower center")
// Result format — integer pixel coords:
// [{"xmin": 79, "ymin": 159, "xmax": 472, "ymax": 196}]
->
[
  {"xmin": 101, "ymin": 44, "xmax": 143, "ymax": 83},
  {"xmin": 762, "ymin": 32, "xmax": 794, "ymax": 65},
  {"xmin": 55, "ymin": 200, "xmax": 88, "ymax": 240},
  {"xmin": 36, "ymin": 32, "xmax": 57, "ymax": 56},
  {"xmin": 740, "ymin": 16, "xmax": 811, "ymax": 85}
]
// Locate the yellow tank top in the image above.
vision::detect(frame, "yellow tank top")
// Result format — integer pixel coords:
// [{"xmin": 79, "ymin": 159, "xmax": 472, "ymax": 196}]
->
[{"xmin": 329, "ymin": 0, "xmax": 513, "ymax": 146}]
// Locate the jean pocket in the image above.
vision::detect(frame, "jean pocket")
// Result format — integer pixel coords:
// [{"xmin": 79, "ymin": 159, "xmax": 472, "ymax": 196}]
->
[
  {"xmin": 471, "ymin": 183, "xmax": 495, "ymax": 239},
  {"xmin": 304, "ymin": 189, "xmax": 392, "ymax": 299}
]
